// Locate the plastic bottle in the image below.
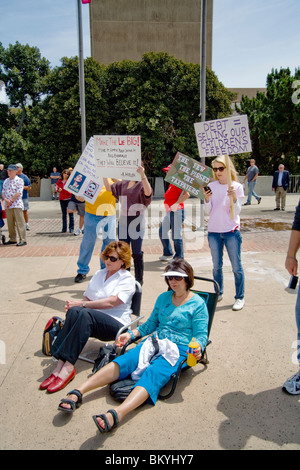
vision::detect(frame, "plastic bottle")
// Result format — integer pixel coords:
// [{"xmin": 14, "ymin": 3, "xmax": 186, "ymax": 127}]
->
[{"xmin": 187, "ymin": 337, "xmax": 199, "ymax": 367}]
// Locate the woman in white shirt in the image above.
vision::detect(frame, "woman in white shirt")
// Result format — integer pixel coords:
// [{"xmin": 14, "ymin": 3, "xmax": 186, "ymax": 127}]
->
[
  {"xmin": 203, "ymin": 155, "xmax": 245, "ymax": 311},
  {"xmin": 40, "ymin": 241, "xmax": 136, "ymax": 393}
]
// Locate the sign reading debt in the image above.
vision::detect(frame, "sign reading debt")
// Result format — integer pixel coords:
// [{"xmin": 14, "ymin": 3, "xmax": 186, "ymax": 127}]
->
[
  {"xmin": 164, "ymin": 152, "xmax": 214, "ymax": 199},
  {"xmin": 94, "ymin": 135, "xmax": 141, "ymax": 180},
  {"xmin": 65, "ymin": 137, "xmax": 103, "ymax": 204},
  {"xmin": 194, "ymin": 115, "xmax": 252, "ymax": 158}
]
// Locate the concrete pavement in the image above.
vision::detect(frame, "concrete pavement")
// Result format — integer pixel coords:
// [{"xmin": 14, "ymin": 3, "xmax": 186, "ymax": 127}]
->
[{"xmin": 0, "ymin": 195, "xmax": 300, "ymax": 450}]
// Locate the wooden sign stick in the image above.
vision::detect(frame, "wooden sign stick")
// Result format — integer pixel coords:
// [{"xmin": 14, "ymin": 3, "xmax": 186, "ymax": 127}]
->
[{"xmin": 225, "ymin": 154, "xmax": 234, "ymax": 219}]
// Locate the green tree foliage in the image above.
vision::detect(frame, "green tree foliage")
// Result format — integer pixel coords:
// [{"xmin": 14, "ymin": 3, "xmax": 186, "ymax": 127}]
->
[
  {"xmin": 0, "ymin": 45, "xmax": 234, "ymax": 176},
  {"xmin": 237, "ymin": 67, "xmax": 300, "ymax": 175}
]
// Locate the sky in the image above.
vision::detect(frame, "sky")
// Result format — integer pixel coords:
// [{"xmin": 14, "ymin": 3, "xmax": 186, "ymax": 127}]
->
[{"xmin": 0, "ymin": 0, "xmax": 299, "ymax": 103}]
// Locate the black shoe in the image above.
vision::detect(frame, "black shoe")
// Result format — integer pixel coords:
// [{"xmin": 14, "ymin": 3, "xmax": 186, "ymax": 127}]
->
[
  {"xmin": 274, "ymin": 208, "xmax": 280, "ymax": 211},
  {"xmin": 4, "ymin": 240, "xmax": 17, "ymax": 245},
  {"xmin": 74, "ymin": 273, "xmax": 86, "ymax": 283},
  {"xmin": 243, "ymin": 202, "xmax": 251, "ymax": 206},
  {"xmin": 257, "ymin": 197, "xmax": 262, "ymax": 204},
  {"xmin": 16, "ymin": 241, "xmax": 27, "ymax": 246}
]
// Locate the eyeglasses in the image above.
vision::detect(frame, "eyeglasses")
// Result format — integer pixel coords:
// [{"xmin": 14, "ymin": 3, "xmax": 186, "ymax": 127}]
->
[
  {"xmin": 213, "ymin": 166, "xmax": 226, "ymax": 173},
  {"xmin": 105, "ymin": 255, "xmax": 120, "ymax": 262},
  {"xmin": 166, "ymin": 275, "xmax": 185, "ymax": 281}
]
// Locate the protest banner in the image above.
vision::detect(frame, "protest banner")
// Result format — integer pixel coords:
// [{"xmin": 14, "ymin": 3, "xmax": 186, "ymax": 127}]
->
[
  {"xmin": 164, "ymin": 152, "xmax": 214, "ymax": 200},
  {"xmin": 94, "ymin": 135, "xmax": 141, "ymax": 180},
  {"xmin": 194, "ymin": 115, "xmax": 252, "ymax": 159},
  {"xmin": 65, "ymin": 137, "xmax": 103, "ymax": 204}
]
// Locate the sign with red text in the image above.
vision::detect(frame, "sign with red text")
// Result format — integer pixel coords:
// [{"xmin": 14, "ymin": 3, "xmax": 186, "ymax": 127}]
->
[
  {"xmin": 94, "ymin": 135, "xmax": 141, "ymax": 180},
  {"xmin": 194, "ymin": 115, "xmax": 252, "ymax": 158},
  {"xmin": 65, "ymin": 137, "xmax": 103, "ymax": 204}
]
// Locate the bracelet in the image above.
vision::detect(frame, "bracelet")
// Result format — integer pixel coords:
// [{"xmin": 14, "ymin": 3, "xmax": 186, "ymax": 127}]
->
[
  {"xmin": 286, "ymin": 256, "xmax": 297, "ymax": 260},
  {"xmin": 142, "ymin": 176, "xmax": 147, "ymax": 180},
  {"xmin": 127, "ymin": 329, "xmax": 135, "ymax": 340}
]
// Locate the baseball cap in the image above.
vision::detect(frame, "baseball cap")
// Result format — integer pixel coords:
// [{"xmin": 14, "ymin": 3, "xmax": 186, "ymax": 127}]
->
[
  {"xmin": 162, "ymin": 165, "xmax": 171, "ymax": 172},
  {"xmin": 8, "ymin": 164, "xmax": 18, "ymax": 171}
]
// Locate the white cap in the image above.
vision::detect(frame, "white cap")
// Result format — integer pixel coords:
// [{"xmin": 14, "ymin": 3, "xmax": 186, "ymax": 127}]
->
[{"xmin": 161, "ymin": 271, "xmax": 188, "ymax": 277}]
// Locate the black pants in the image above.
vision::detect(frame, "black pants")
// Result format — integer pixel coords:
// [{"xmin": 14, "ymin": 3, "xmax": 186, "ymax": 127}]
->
[
  {"xmin": 60, "ymin": 199, "xmax": 74, "ymax": 232},
  {"xmin": 50, "ymin": 306, "xmax": 123, "ymax": 365}
]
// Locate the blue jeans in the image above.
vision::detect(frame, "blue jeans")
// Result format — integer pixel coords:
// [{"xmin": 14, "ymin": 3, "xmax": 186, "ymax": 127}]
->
[
  {"xmin": 159, "ymin": 209, "xmax": 184, "ymax": 259},
  {"xmin": 208, "ymin": 231, "xmax": 245, "ymax": 299},
  {"xmin": 296, "ymin": 287, "xmax": 300, "ymax": 364},
  {"xmin": 247, "ymin": 181, "xmax": 260, "ymax": 203},
  {"xmin": 77, "ymin": 212, "xmax": 116, "ymax": 274}
]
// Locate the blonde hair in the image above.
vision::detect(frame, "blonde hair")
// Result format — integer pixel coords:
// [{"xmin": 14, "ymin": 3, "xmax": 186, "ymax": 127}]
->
[{"xmin": 212, "ymin": 155, "xmax": 239, "ymax": 182}]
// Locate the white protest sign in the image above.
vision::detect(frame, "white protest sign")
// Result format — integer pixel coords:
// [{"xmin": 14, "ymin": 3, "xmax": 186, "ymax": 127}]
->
[
  {"xmin": 65, "ymin": 137, "xmax": 103, "ymax": 204},
  {"xmin": 194, "ymin": 115, "xmax": 252, "ymax": 158},
  {"xmin": 94, "ymin": 135, "xmax": 141, "ymax": 180}
]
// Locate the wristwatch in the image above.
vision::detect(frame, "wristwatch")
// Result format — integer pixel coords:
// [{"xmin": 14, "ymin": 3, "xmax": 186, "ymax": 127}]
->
[{"xmin": 82, "ymin": 301, "xmax": 86, "ymax": 308}]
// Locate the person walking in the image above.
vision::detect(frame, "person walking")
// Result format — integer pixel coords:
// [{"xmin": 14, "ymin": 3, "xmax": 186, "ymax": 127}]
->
[
  {"xmin": 272, "ymin": 164, "xmax": 290, "ymax": 211},
  {"xmin": 243, "ymin": 158, "xmax": 261, "ymax": 205}
]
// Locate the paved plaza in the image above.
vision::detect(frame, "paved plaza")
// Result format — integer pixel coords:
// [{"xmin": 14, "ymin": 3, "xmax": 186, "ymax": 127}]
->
[{"xmin": 0, "ymin": 195, "xmax": 299, "ymax": 450}]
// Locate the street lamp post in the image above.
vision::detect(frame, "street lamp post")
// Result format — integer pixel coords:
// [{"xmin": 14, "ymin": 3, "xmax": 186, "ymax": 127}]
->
[{"xmin": 77, "ymin": 0, "xmax": 86, "ymax": 152}]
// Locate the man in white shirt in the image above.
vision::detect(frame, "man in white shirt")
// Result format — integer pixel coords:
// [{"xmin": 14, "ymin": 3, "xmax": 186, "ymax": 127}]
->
[{"xmin": 2, "ymin": 164, "xmax": 27, "ymax": 246}]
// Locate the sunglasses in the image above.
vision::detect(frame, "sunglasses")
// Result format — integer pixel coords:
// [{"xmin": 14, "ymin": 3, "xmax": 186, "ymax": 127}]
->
[
  {"xmin": 105, "ymin": 255, "xmax": 120, "ymax": 262},
  {"xmin": 166, "ymin": 275, "xmax": 185, "ymax": 281},
  {"xmin": 213, "ymin": 166, "xmax": 226, "ymax": 172}
]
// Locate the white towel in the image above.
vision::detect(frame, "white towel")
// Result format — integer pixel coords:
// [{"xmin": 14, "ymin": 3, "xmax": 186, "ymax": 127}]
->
[{"xmin": 131, "ymin": 336, "xmax": 179, "ymax": 380}]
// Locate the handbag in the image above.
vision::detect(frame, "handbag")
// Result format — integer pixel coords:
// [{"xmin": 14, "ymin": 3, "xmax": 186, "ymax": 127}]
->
[
  {"xmin": 92, "ymin": 343, "xmax": 117, "ymax": 374},
  {"xmin": 42, "ymin": 316, "xmax": 64, "ymax": 356},
  {"xmin": 109, "ymin": 378, "xmax": 136, "ymax": 402}
]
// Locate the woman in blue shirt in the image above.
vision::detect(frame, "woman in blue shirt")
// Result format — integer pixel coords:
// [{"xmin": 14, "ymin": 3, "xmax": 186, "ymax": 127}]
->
[{"xmin": 58, "ymin": 258, "xmax": 209, "ymax": 433}]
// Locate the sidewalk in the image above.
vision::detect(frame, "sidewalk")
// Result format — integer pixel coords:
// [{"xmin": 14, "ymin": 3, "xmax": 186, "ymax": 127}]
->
[{"xmin": 0, "ymin": 195, "xmax": 299, "ymax": 450}]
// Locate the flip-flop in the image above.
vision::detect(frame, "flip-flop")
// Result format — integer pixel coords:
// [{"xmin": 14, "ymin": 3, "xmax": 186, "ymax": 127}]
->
[
  {"xmin": 58, "ymin": 389, "xmax": 82, "ymax": 413},
  {"xmin": 92, "ymin": 409, "xmax": 119, "ymax": 433}
]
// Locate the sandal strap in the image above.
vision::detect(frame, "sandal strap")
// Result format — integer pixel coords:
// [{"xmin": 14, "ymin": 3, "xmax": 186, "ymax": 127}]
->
[
  {"xmin": 107, "ymin": 409, "xmax": 119, "ymax": 428},
  {"xmin": 93, "ymin": 413, "xmax": 111, "ymax": 432},
  {"xmin": 58, "ymin": 398, "xmax": 77, "ymax": 411},
  {"xmin": 67, "ymin": 389, "xmax": 82, "ymax": 404}
]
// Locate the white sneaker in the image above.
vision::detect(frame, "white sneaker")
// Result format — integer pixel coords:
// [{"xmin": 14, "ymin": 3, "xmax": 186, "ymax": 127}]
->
[
  {"xmin": 26, "ymin": 223, "xmax": 30, "ymax": 231},
  {"xmin": 217, "ymin": 294, "xmax": 223, "ymax": 302},
  {"xmin": 232, "ymin": 298, "xmax": 245, "ymax": 311},
  {"xmin": 159, "ymin": 255, "xmax": 173, "ymax": 261},
  {"xmin": 74, "ymin": 228, "xmax": 83, "ymax": 236},
  {"xmin": 282, "ymin": 369, "xmax": 300, "ymax": 395}
]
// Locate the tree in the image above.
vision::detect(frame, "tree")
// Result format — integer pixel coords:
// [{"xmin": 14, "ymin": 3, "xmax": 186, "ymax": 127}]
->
[
  {"xmin": 237, "ymin": 67, "xmax": 300, "ymax": 175},
  {"xmin": 0, "ymin": 41, "xmax": 50, "ymax": 132}
]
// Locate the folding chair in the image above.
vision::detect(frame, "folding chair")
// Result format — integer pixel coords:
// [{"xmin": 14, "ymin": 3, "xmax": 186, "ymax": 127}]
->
[
  {"xmin": 78, "ymin": 280, "xmax": 144, "ymax": 364},
  {"xmin": 109, "ymin": 276, "xmax": 219, "ymax": 401}
]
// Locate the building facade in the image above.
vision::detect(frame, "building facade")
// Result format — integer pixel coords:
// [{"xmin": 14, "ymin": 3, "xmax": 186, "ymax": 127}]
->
[{"xmin": 89, "ymin": 0, "xmax": 213, "ymax": 66}]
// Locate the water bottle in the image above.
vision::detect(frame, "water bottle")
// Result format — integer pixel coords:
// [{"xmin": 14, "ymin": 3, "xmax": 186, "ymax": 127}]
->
[{"xmin": 187, "ymin": 337, "xmax": 199, "ymax": 367}]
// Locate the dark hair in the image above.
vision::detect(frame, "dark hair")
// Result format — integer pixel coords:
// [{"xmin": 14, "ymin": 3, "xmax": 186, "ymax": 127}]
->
[
  {"xmin": 101, "ymin": 241, "xmax": 132, "ymax": 269},
  {"xmin": 164, "ymin": 258, "xmax": 194, "ymax": 291}
]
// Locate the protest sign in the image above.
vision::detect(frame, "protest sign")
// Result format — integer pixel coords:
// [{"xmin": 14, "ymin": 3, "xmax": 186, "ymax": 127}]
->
[
  {"xmin": 94, "ymin": 135, "xmax": 141, "ymax": 180},
  {"xmin": 65, "ymin": 137, "xmax": 103, "ymax": 204},
  {"xmin": 194, "ymin": 115, "xmax": 252, "ymax": 158},
  {"xmin": 164, "ymin": 152, "xmax": 214, "ymax": 199}
]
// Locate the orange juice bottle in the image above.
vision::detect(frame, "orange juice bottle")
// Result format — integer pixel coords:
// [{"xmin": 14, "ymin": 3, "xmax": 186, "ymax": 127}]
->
[{"xmin": 187, "ymin": 337, "xmax": 198, "ymax": 367}]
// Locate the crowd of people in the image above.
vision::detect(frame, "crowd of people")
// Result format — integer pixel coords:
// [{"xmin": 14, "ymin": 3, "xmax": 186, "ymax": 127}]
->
[{"xmin": 1, "ymin": 155, "xmax": 299, "ymax": 435}]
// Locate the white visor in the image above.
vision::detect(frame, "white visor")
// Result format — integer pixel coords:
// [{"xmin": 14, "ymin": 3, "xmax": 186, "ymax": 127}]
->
[{"xmin": 161, "ymin": 271, "xmax": 188, "ymax": 277}]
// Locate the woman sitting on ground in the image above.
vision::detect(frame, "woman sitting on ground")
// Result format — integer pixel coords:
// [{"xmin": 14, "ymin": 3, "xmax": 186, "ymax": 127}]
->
[
  {"xmin": 40, "ymin": 241, "xmax": 136, "ymax": 393},
  {"xmin": 57, "ymin": 258, "xmax": 209, "ymax": 434}
]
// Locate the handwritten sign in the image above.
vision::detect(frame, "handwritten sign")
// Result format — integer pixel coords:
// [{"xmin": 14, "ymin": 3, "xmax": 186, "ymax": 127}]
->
[
  {"xmin": 65, "ymin": 137, "xmax": 103, "ymax": 204},
  {"xmin": 164, "ymin": 152, "xmax": 214, "ymax": 199},
  {"xmin": 194, "ymin": 115, "xmax": 252, "ymax": 158},
  {"xmin": 94, "ymin": 135, "xmax": 141, "ymax": 180}
]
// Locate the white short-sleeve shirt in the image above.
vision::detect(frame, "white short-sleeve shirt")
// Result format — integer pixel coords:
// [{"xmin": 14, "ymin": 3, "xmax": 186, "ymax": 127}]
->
[{"xmin": 84, "ymin": 268, "xmax": 136, "ymax": 325}]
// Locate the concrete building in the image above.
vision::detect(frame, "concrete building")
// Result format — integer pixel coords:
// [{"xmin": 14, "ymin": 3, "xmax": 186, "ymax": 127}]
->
[{"xmin": 89, "ymin": 0, "xmax": 213, "ymax": 67}]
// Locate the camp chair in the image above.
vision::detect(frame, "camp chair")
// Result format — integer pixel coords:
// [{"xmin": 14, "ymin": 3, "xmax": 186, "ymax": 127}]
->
[
  {"xmin": 78, "ymin": 280, "xmax": 143, "ymax": 364},
  {"xmin": 109, "ymin": 275, "xmax": 219, "ymax": 401}
]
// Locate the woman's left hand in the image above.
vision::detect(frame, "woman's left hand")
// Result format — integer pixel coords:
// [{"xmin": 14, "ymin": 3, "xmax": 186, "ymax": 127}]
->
[
  {"xmin": 227, "ymin": 186, "xmax": 237, "ymax": 203},
  {"xmin": 193, "ymin": 345, "xmax": 202, "ymax": 361},
  {"xmin": 136, "ymin": 166, "xmax": 146, "ymax": 179}
]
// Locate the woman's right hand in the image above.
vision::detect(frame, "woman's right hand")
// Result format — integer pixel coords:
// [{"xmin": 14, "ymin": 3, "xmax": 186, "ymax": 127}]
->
[
  {"xmin": 202, "ymin": 186, "xmax": 212, "ymax": 202},
  {"xmin": 115, "ymin": 332, "xmax": 132, "ymax": 347}
]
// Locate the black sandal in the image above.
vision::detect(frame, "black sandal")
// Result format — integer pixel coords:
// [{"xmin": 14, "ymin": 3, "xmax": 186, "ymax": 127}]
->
[
  {"xmin": 58, "ymin": 389, "xmax": 82, "ymax": 413},
  {"xmin": 92, "ymin": 409, "xmax": 119, "ymax": 433}
]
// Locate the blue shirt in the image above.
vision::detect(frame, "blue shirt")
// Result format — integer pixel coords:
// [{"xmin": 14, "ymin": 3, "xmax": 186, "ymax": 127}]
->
[
  {"xmin": 18, "ymin": 173, "xmax": 31, "ymax": 199},
  {"xmin": 137, "ymin": 291, "xmax": 209, "ymax": 351}
]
